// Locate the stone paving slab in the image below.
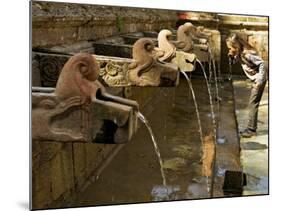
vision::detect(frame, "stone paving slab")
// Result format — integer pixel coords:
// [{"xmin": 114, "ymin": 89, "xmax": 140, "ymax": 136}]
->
[{"xmin": 233, "ymin": 79, "xmax": 268, "ymax": 196}]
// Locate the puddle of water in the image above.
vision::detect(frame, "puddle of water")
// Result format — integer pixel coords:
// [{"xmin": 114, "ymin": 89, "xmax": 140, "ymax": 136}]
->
[
  {"xmin": 241, "ymin": 142, "xmax": 268, "ymax": 150},
  {"xmin": 187, "ymin": 181, "xmax": 210, "ymax": 198},
  {"xmin": 163, "ymin": 157, "xmax": 187, "ymax": 171},
  {"xmin": 243, "ymin": 175, "xmax": 268, "ymax": 195},
  {"xmin": 216, "ymin": 167, "xmax": 226, "ymax": 177},
  {"xmin": 172, "ymin": 145, "xmax": 192, "ymax": 157},
  {"xmin": 151, "ymin": 185, "xmax": 180, "ymax": 201}
]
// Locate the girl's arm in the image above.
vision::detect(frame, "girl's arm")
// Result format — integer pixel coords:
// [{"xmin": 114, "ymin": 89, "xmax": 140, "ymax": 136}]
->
[{"xmin": 244, "ymin": 53, "xmax": 267, "ymax": 85}]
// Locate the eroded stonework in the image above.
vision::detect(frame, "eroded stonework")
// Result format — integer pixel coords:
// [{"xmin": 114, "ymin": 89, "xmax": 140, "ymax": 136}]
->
[
  {"xmin": 157, "ymin": 29, "xmax": 196, "ymax": 72},
  {"xmin": 128, "ymin": 38, "xmax": 179, "ymax": 86},
  {"xmin": 32, "ymin": 53, "xmax": 139, "ymax": 144}
]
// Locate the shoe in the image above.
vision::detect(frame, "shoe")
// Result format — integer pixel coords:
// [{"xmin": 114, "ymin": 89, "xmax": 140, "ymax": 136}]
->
[{"xmin": 240, "ymin": 128, "xmax": 256, "ymax": 138}]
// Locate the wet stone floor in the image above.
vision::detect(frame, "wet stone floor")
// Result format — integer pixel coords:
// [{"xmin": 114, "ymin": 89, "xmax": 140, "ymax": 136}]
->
[
  {"xmin": 233, "ymin": 78, "xmax": 269, "ymax": 195},
  {"xmin": 72, "ymin": 76, "xmax": 218, "ymax": 207}
]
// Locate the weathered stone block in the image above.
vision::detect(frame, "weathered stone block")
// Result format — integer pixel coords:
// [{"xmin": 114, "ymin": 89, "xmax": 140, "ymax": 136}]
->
[
  {"xmin": 33, "ymin": 27, "xmax": 78, "ymax": 47},
  {"xmin": 32, "ymin": 160, "xmax": 53, "ymax": 208},
  {"xmin": 50, "ymin": 144, "xmax": 75, "ymax": 201}
]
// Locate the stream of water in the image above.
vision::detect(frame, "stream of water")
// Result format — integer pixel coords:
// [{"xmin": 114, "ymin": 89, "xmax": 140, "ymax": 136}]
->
[
  {"xmin": 196, "ymin": 59, "xmax": 216, "ymax": 137},
  {"xmin": 228, "ymin": 57, "xmax": 233, "ymax": 81},
  {"xmin": 137, "ymin": 111, "xmax": 167, "ymax": 187},
  {"xmin": 196, "ymin": 59, "xmax": 217, "ymax": 194},
  {"xmin": 180, "ymin": 71, "xmax": 204, "ymax": 146},
  {"xmin": 208, "ymin": 45, "xmax": 220, "ymax": 102}
]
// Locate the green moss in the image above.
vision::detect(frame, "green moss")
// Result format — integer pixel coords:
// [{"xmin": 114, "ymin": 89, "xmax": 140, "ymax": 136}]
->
[{"xmin": 116, "ymin": 15, "xmax": 124, "ymax": 33}]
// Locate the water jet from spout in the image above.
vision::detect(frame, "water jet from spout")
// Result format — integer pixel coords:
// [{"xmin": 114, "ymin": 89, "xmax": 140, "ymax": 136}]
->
[
  {"xmin": 207, "ymin": 45, "xmax": 220, "ymax": 102},
  {"xmin": 180, "ymin": 71, "xmax": 204, "ymax": 146},
  {"xmin": 180, "ymin": 70, "xmax": 214, "ymax": 195},
  {"xmin": 228, "ymin": 57, "xmax": 233, "ymax": 81},
  {"xmin": 137, "ymin": 111, "xmax": 167, "ymax": 186},
  {"xmin": 196, "ymin": 59, "xmax": 216, "ymax": 137}
]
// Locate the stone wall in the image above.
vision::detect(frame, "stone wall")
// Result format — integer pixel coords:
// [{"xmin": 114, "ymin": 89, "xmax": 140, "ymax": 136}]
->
[
  {"xmin": 32, "ymin": 85, "xmax": 162, "ymax": 209},
  {"xmin": 32, "ymin": 1, "xmax": 178, "ymax": 48},
  {"xmin": 32, "ymin": 139, "xmax": 120, "ymax": 209}
]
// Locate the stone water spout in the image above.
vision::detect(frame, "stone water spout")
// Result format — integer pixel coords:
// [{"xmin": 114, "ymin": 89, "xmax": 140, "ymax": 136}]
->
[
  {"xmin": 128, "ymin": 38, "xmax": 178, "ymax": 86},
  {"xmin": 98, "ymin": 38, "xmax": 178, "ymax": 87},
  {"xmin": 176, "ymin": 22, "xmax": 209, "ymax": 53},
  {"xmin": 157, "ymin": 29, "xmax": 196, "ymax": 72},
  {"xmin": 32, "ymin": 53, "xmax": 139, "ymax": 144},
  {"xmin": 195, "ymin": 26, "xmax": 212, "ymax": 40}
]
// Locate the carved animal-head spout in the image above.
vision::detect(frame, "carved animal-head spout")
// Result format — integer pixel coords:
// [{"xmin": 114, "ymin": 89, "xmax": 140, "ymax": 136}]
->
[
  {"xmin": 32, "ymin": 53, "xmax": 140, "ymax": 143},
  {"xmin": 178, "ymin": 22, "xmax": 196, "ymax": 40},
  {"xmin": 176, "ymin": 22, "xmax": 196, "ymax": 52},
  {"xmin": 196, "ymin": 26, "xmax": 205, "ymax": 36},
  {"xmin": 55, "ymin": 53, "xmax": 100, "ymax": 101},
  {"xmin": 132, "ymin": 38, "xmax": 155, "ymax": 66},
  {"xmin": 128, "ymin": 38, "xmax": 156, "ymax": 86},
  {"xmin": 157, "ymin": 29, "xmax": 176, "ymax": 61},
  {"xmin": 195, "ymin": 26, "xmax": 212, "ymax": 39}
]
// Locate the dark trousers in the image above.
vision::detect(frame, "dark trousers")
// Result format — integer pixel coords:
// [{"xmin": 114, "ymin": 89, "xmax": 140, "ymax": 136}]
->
[{"xmin": 247, "ymin": 81, "xmax": 267, "ymax": 131}]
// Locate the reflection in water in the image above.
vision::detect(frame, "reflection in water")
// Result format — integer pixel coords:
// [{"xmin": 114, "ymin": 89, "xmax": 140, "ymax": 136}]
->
[
  {"xmin": 187, "ymin": 179, "xmax": 210, "ymax": 198},
  {"xmin": 151, "ymin": 185, "xmax": 180, "ymax": 201},
  {"xmin": 163, "ymin": 157, "xmax": 187, "ymax": 171},
  {"xmin": 137, "ymin": 111, "xmax": 167, "ymax": 186}
]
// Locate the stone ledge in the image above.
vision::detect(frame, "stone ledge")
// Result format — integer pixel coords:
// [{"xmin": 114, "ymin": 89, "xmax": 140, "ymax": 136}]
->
[{"xmin": 32, "ymin": 1, "xmax": 178, "ymax": 48}]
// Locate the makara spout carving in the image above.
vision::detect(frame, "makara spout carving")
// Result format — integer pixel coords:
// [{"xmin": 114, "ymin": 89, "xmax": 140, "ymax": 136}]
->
[
  {"xmin": 157, "ymin": 29, "xmax": 197, "ymax": 72},
  {"xmin": 32, "ymin": 53, "xmax": 139, "ymax": 144}
]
